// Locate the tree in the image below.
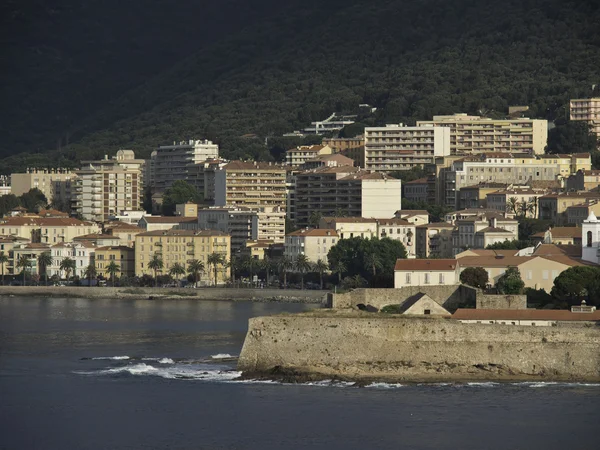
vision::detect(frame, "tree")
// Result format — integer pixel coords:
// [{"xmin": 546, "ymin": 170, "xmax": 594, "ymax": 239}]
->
[
  {"xmin": 308, "ymin": 211, "xmax": 323, "ymax": 228},
  {"xmin": 551, "ymin": 266, "xmax": 600, "ymax": 307},
  {"xmin": 295, "ymin": 254, "xmax": 311, "ymax": 290},
  {"xmin": 106, "ymin": 261, "xmax": 120, "ymax": 287},
  {"xmin": 169, "ymin": 262, "xmax": 186, "ymax": 285},
  {"xmin": 547, "ymin": 120, "xmax": 598, "ymax": 156},
  {"xmin": 59, "ymin": 257, "xmax": 76, "ymax": 283},
  {"xmin": 506, "ymin": 197, "xmax": 519, "ymax": 216},
  {"xmin": 261, "ymin": 255, "xmax": 274, "ymax": 285},
  {"xmin": 16, "ymin": 255, "xmax": 32, "ymax": 286},
  {"xmin": 19, "ymin": 188, "xmax": 47, "ymax": 213},
  {"xmin": 160, "ymin": 181, "xmax": 202, "ymax": 216},
  {"xmin": 329, "ymin": 258, "xmax": 346, "ymax": 285},
  {"xmin": 187, "ymin": 259, "xmax": 205, "ymax": 286},
  {"xmin": 0, "ymin": 194, "xmax": 21, "ymax": 217},
  {"xmin": 486, "ymin": 240, "xmax": 532, "ymax": 250},
  {"xmin": 84, "ymin": 264, "xmax": 97, "ymax": 287},
  {"xmin": 277, "ymin": 256, "xmax": 294, "ymax": 289},
  {"xmin": 313, "ymin": 259, "xmax": 328, "ymax": 290},
  {"xmin": 207, "ymin": 252, "xmax": 225, "ymax": 286},
  {"xmin": 496, "ymin": 267, "xmax": 525, "ymax": 295},
  {"xmin": 0, "ymin": 251, "xmax": 8, "ymax": 285},
  {"xmin": 148, "ymin": 253, "xmax": 164, "ymax": 287},
  {"xmin": 37, "ymin": 252, "xmax": 53, "ymax": 286},
  {"xmin": 227, "ymin": 256, "xmax": 242, "ymax": 287},
  {"xmin": 364, "ymin": 251, "xmax": 382, "ymax": 283},
  {"xmin": 460, "ymin": 267, "xmax": 489, "ymax": 289}
]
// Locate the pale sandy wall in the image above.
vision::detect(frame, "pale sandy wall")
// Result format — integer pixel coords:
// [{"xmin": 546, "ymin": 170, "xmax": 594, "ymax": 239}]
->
[{"xmin": 238, "ymin": 313, "xmax": 600, "ymax": 382}]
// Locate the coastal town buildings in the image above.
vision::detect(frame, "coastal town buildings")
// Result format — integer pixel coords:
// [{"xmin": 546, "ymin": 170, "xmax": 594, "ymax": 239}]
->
[
  {"xmin": 416, "ymin": 113, "xmax": 548, "ymax": 155},
  {"xmin": 486, "ymin": 186, "xmax": 550, "ymax": 218},
  {"xmin": 0, "ymin": 216, "xmax": 100, "ymax": 244},
  {"xmin": 531, "ymin": 227, "xmax": 582, "ymax": 246},
  {"xmin": 394, "ymin": 259, "xmax": 459, "ymax": 288},
  {"xmin": 415, "ymin": 222, "xmax": 455, "ymax": 258},
  {"xmin": 48, "ymin": 241, "xmax": 96, "ymax": 279},
  {"xmin": 322, "ymin": 136, "xmax": 364, "ymax": 153},
  {"xmin": 451, "ymin": 212, "xmax": 518, "ymax": 255},
  {"xmin": 95, "ymin": 246, "xmax": 135, "ymax": 278},
  {"xmin": 538, "ymin": 191, "xmax": 600, "ymax": 225},
  {"xmin": 284, "ymin": 228, "xmax": 338, "ymax": 264},
  {"xmin": 138, "ymin": 216, "xmax": 198, "ymax": 232},
  {"xmin": 566, "ymin": 169, "xmax": 600, "ymax": 191},
  {"xmin": 364, "ymin": 124, "xmax": 451, "ymax": 172},
  {"xmin": 569, "ymin": 98, "xmax": 600, "ymax": 138},
  {"xmin": 197, "ymin": 206, "xmax": 259, "ymax": 252},
  {"xmin": 10, "ymin": 168, "xmax": 75, "ymax": 207},
  {"xmin": 285, "ymin": 145, "xmax": 333, "ymax": 166}
]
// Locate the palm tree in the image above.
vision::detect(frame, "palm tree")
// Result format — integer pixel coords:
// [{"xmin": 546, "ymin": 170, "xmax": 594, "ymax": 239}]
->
[
  {"xmin": 313, "ymin": 259, "xmax": 328, "ymax": 290},
  {"xmin": 506, "ymin": 197, "xmax": 519, "ymax": 215},
  {"xmin": 0, "ymin": 252, "xmax": 9, "ymax": 285},
  {"xmin": 277, "ymin": 256, "xmax": 293, "ymax": 289},
  {"xmin": 169, "ymin": 263, "xmax": 186, "ymax": 286},
  {"xmin": 106, "ymin": 261, "xmax": 120, "ymax": 287},
  {"xmin": 261, "ymin": 255, "xmax": 274, "ymax": 286},
  {"xmin": 242, "ymin": 256, "xmax": 259, "ymax": 287},
  {"xmin": 364, "ymin": 251, "xmax": 382, "ymax": 286},
  {"xmin": 59, "ymin": 257, "xmax": 76, "ymax": 283},
  {"xmin": 295, "ymin": 254, "xmax": 311, "ymax": 290},
  {"xmin": 16, "ymin": 255, "xmax": 32, "ymax": 286},
  {"xmin": 148, "ymin": 253, "xmax": 164, "ymax": 287},
  {"xmin": 207, "ymin": 252, "xmax": 224, "ymax": 286},
  {"xmin": 527, "ymin": 198, "xmax": 537, "ymax": 218},
  {"xmin": 187, "ymin": 259, "xmax": 205, "ymax": 287},
  {"xmin": 37, "ymin": 252, "xmax": 53, "ymax": 286},
  {"xmin": 330, "ymin": 259, "xmax": 347, "ymax": 285},
  {"xmin": 84, "ymin": 264, "xmax": 97, "ymax": 287},
  {"xmin": 227, "ymin": 255, "xmax": 242, "ymax": 287}
]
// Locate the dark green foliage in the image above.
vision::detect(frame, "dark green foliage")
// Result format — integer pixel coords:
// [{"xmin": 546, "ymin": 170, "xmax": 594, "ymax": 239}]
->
[
  {"xmin": 496, "ymin": 267, "xmax": 525, "ymax": 295},
  {"xmin": 402, "ymin": 200, "xmax": 451, "ymax": 223},
  {"xmin": 19, "ymin": 189, "xmax": 47, "ymax": 213},
  {"xmin": 486, "ymin": 240, "xmax": 532, "ymax": 250},
  {"xmin": 160, "ymin": 181, "xmax": 203, "ymax": 216},
  {"xmin": 339, "ymin": 122, "xmax": 366, "ymax": 138},
  {"xmin": 0, "ymin": 194, "xmax": 21, "ymax": 217},
  {"xmin": 459, "ymin": 267, "xmax": 489, "ymax": 289},
  {"xmin": 518, "ymin": 218, "xmax": 553, "ymax": 241},
  {"xmin": 327, "ymin": 237, "xmax": 407, "ymax": 288},
  {"xmin": 380, "ymin": 304, "xmax": 403, "ymax": 314},
  {"xmin": 2, "ymin": 0, "xmax": 600, "ymax": 172},
  {"xmin": 547, "ymin": 120, "xmax": 598, "ymax": 155},
  {"xmin": 551, "ymin": 266, "xmax": 600, "ymax": 307},
  {"xmin": 525, "ymin": 287, "xmax": 554, "ymax": 309},
  {"xmin": 390, "ymin": 167, "xmax": 429, "ymax": 184}
]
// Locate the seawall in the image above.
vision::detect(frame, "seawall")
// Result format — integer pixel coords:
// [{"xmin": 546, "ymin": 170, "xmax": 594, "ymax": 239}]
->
[
  {"xmin": 238, "ymin": 311, "xmax": 600, "ymax": 382},
  {"xmin": 0, "ymin": 286, "xmax": 327, "ymax": 303}
]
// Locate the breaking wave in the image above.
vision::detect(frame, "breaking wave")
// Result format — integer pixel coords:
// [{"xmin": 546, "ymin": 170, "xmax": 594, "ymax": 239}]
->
[
  {"xmin": 77, "ymin": 363, "xmax": 242, "ymax": 381},
  {"xmin": 211, "ymin": 353, "xmax": 237, "ymax": 360},
  {"xmin": 91, "ymin": 356, "xmax": 130, "ymax": 361}
]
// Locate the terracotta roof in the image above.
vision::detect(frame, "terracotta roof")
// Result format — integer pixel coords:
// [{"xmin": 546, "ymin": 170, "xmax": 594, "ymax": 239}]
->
[
  {"xmin": 532, "ymin": 244, "xmax": 581, "ymax": 257},
  {"xmin": 38, "ymin": 208, "xmax": 70, "ymax": 217},
  {"xmin": 321, "ymin": 217, "xmax": 376, "ymax": 224},
  {"xmin": 452, "ymin": 308, "xmax": 600, "ymax": 322},
  {"xmin": 287, "ymin": 228, "xmax": 338, "ymax": 237},
  {"xmin": 22, "ymin": 243, "xmax": 51, "ymax": 249},
  {"xmin": 531, "ymin": 227, "xmax": 582, "ymax": 239},
  {"xmin": 137, "ymin": 229, "xmax": 229, "ymax": 237},
  {"xmin": 376, "ymin": 218, "xmax": 412, "ymax": 226},
  {"xmin": 394, "ymin": 259, "xmax": 457, "ymax": 271},
  {"xmin": 142, "ymin": 216, "xmax": 197, "ymax": 224},
  {"xmin": 475, "ymin": 227, "xmax": 512, "ymax": 233},
  {"xmin": 537, "ymin": 255, "xmax": 594, "ymax": 267},
  {"xmin": 457, "ymin": 255, "xmax": 535, "ymax": 268},
  {"xmin": 297, "ymin": 166, "xmax": 360, "ymax": 175},
  {"xmin": 0, "ymin": 217, "xmax": 95, "ymax": 227},
  {"xmin": 104, "ymin": 221, "xmax": 143, "ymax": 230},
  {"xmin": 416, "ymin": 222, "xmax": 455, "ymax": 229}
]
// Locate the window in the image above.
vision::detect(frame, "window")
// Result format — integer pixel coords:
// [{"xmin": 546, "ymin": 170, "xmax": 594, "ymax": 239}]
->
[
  {"xmin": 439, "ymin": 273, "xmax": 444, "ymax": 284},
  {"xmin": 406, "ymin": 273, "xmax": 411, "ymax": 284},
  {"xmin": 587, "ymin": 230, "xmax": 592, "ymax": 247},
  {"xmin": 542, "ymin": 270, "xmax": 549, "ymax": 280},
  {"xmin": 424, "ymin": 309, "xmax": 431, "ymax": 315},
  {"xmin": 424, "ymin": 273, "xmax": 430, "ymax": 284},
  {"xmin": 527, "ymin": 270, "xmax": 532, "ymax": 280}
]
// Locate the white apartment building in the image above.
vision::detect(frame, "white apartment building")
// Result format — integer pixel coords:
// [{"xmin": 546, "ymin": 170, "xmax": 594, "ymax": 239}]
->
[
  {"xmin": 198, "ymin": 206, "xmax": 259, "ymax": 252},
  {"xmin": 417, "ymin": 113, "xmax": 548, "ymax": 155},
  {"xmin": 72, "ymin": 151, "xmax": 144, "ymax": 222},
  {"xmin": 570, "ymin": 98, "xmax": 600, "ymax": 138},
  {"xmin": 0, "ymin": 175, "xmax": 10, "ymax": 196},
  {"xmin": 364, "ymin": 124, "xmax": 451, "ymax": 172},
  {"xmin": 285, "ymin": 144, "xmax": 333, "ymax": 166},
  {"xmin": 284, "ymin": 228, "xmax": 338, "ymax": 264},
  {"xmin": 451, "ymin": 213, "xmax": 518, "ymax": 255},
  {"xmin": 214, "ymin": 161, "xmax": 287, "ymax": 244},
  {"xmin": 11, "ymin": 168, "xmax": 75, "ymax": 208},
  {"xmin": 48, "ymin": 241, "xmax": 96, "ymax": 278},
  {"xmin": 150, "ymin": 139, "xmax": 219, "ymax": 193}
]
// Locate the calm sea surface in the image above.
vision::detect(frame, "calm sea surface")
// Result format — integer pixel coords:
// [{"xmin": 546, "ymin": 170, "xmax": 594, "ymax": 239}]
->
[{"xmin": 0, "ymin": 297, "xmax": 598, "ymax": 450}]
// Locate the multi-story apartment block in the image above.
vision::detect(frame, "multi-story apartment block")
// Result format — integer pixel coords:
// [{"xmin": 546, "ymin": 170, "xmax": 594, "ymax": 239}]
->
[
  {"xmin": 12, "ymin": 243, "xmax": 51, "ymax": 276},
  {"xmin": 214, "ymin": 161, "xmax": 287, "ymax": 243},
  {"xmin": 284, "ymin": 228, "xmax": 338, "ymax": 264},
  {"xmin": 565, "ymin": 200, "xmax": 600, "ymax": 226},
  {"xmin": 566, "ymin": 169, "xmax": 600, "ymax": 191},
  {"xmin": 570, "ymin": 98, "xmax": 600, "ymax": 138},
  {"xmin": 341, "ymin": 146, "xmax": 365, "ymax": 167},
  {"xmin": 416, "ymin": 113, "xmax": 548, "ymax": 155},
  {"xmin": 0, "ymin": 175, "xmax": 11, "ymax": 196},
  {"xmin": 538, "ymin": 191, "xmax": 600, "ymax": 225},
  {"xmin": 438, "ymin": 152, "xmax": 589, "ymax": 208},
  {"xmin": 364, "ymin": 124, "xmax": 451, "ymax": 172},
  {"xmin": 103, "ymin": 221, "xmax": 144, "ymax": 247},
  {"xmin": 451, "ymin": 212, "xmax": 518, "ymax": 255},
  {"xmin": 185, "ymin": 158, "xmax": 227, "ymax": 204},
  {"xmin": 415, "ymin": 222, "xmax": 455, "ymax": 258},
  {"xmin": 134, "ymin": 229, "xmax": 230, "ymax": 285},
  {"xmin": 138, "ymin": 216, "xmax": 198, "ymax": 232},
  {"xmin": 49, "ymin": 241, "xmax": 96, "ymax": 279},
  {"xmin": 457, "ymin": 182, "xmax": 508, "ymax": 210},
  {"xmin": 0, "ymin": 216, "xmax": 100, "ymax": 244},
  {"xmin": 95, "ymin": 246, "xmax": 135, "ymax": 278},
  {"xmin": 72, "ymin": 150, "xmax": 144, "ymax": 222},
  {"xmin": 11, "ymin": 168, "xmax": 75, "ymax": 208},
  {"xmin": 294, "ymin": 166, "xmax": 402, "ymax": 227},
  {"xmin": 486, "ymin": 186, "xmax": 550, "ymax": 218},
  {"xmin": 404, "ymin": 176, "xmax": 436, "ymax": 204},
  {"xmin": 0, "ymin": 235, "xmax": 30, "ymax": 275},
  {"xmin": 285, "ymin": 145, "xmax": 333, "ymax": 166},
  {"xmin": 150, "ymin": 139, "xmax": 219, "ymax": 193},
  {"xmin": 322, "ymin": 136, "xmax": 364, "ymax": 153},
  {"xmin": 198, "ymin": 206, "xmax": 259, "ymax": 252},
  {"xmin": 299, "ymin": 153, "xmax": 355, "ymax": 171}
]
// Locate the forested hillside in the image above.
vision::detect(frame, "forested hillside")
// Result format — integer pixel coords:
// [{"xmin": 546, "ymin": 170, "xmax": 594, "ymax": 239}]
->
[{"xmin": 1, "ymin": 0, "xmax": 599, "ymax": 172}]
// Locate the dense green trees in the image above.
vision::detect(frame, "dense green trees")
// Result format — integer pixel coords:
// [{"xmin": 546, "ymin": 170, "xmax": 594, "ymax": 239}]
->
[
  {"xmin": 551, "ymin": 266, "xmax": 600, "ymax": 307},
  {"xmin": 161, "ymin": 181, "xmax": 203, "ymax": 216},
  {"xmin": 327, "ymin": 237, "xmax": 407, "ymax": 288},
  {"xmin": 486, "ymin": 240, "xmax": 532, "ymax": 250},
  {"xmin": 0, "ymin": 189, "xmax": 48, "ymax": 217},
  {"xmin": 459, "ymin": 267, "xmax": 489, "ymax": 289},
  {"xmin": 496, "ymin": 267, "xmax": 525, "ymax": 295}
]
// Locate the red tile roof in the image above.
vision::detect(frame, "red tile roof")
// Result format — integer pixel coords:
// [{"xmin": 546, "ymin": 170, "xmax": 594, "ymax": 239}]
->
[{"xmin": 394, "ymin": 259, "xmax": 457, "ymax": 271}]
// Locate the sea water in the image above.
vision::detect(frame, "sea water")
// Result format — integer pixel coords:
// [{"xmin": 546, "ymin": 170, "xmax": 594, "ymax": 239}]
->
[{"xmin": 0, "ymin": 297, "xmax": 597, "ymax": 450}]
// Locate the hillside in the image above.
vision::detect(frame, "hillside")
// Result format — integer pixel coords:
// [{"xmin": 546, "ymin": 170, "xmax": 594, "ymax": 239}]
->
[{"xmin": 1, "ymin": 0, "xmax": 599, "ymax": 173}]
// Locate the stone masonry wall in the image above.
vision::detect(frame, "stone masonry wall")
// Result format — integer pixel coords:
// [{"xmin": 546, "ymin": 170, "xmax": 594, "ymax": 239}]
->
[
  {"xmin": 477, "ymin": 294, "xmax": 527, "ymax": 310},
  {"xmin": 238, "ymin": 313, "xmax": 600, "ymax": 382}
]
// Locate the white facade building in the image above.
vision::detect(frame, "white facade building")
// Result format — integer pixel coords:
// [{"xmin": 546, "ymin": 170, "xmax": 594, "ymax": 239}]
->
[
  {"xmin": 49, "ymin": 241, "xmax": 96, "ymax": 279},
  {"xmin": 582, "ymin": 211, "xmax": 600, "ymax": 264}
]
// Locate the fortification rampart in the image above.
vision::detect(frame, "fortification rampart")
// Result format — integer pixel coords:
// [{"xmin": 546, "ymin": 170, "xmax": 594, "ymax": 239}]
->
[{"xmin": 238, "ymin": 312, "xmax": 600, "ymax": 382}]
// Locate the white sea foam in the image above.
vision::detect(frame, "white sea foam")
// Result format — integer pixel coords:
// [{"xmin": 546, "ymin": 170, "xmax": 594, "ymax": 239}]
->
[
  {"xmin": 466, "ymin": 382, "xmax": 500, "ymax": 387},
  {"xmin": 79, "ymin": 362, "xmax": 242, "ymax": 381},
  {"xmin": 92, "ymin": 356, "xmax": 130, "ymax": 361},
  {"xmin": 158, "ymin": 358, "xmax": 174, "ymax": 364},
  {"xmin": 210, "ymin": 353, "xmax": 237, "ymax": 360},
  {"xmin": 366, "ymin": 382, "xmax": 404, "ymax": 389}
]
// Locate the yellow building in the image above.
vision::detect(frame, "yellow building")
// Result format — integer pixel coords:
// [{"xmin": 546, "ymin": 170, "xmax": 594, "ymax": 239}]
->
[
  {"xmin": 322, "ymin": 137, "xmax": 364, "ymax": 153},
  {"xmin": 10, "ymin": 168, "xmax": 75, "ymax": 206},
  {"xmin": 135, "ymin": 229, "xmax": 230, "ymax": 285},
  {"xmin": 103, "ymin": 221, "xmax": 144, "ymax": 247},
  {"xmin": 0, "ymin": 216, "xmax": 100, "ymax": 244},
  {"xmin": 285, "ymin": 145, "xmax": 333, "ymax": 166},
  {"xmin": 0, "ymin": 235, "xmax": 31, "ymax": 275},
  {"xmin": 95, "ymin": 246, "xmax": 135, "ymax": 278}
]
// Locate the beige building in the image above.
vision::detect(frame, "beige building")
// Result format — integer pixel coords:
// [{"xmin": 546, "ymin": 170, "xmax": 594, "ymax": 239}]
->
[
  {"xmin": 299, "ymin": 153, "xmax": 355, "ymax": 170},
  {"xmin": 364, "ymin": 124, "xmax": 451, "ymax": 172},
  {"xmin": 394, "ymin": 210, "xmax": 430, "ymax": 226},
  {"xmin": 451, "ymin": 212, "xmax": 518, "ymax": 255},
  {"xmin": 570, "ymin": 98, "xmax": 600, "ymax": 138},
  {"xmin": 486, "ymin": 186, "xmax": 550, "ymax": 218},
  {"xmin": 214, "ymin": 161, "xmax": 287, "ymax": 244},
  {"xmin": 0, "ymin": 216, "xmax": 100, "ymax": 244},
  {"xmin": 11, "ymin": 168, "xmax": 75, "ymax": 208},
  {"xmin": 285, "ymin": 145, "xmax": 333, "ymax": 166},
  {"xmin": 138, "ymin": 216, "xmax": 198, "ymax": 232},
  {"xmin": 48, "ymin": 241, "xmax": 96, "ymax": 279},
  {"xmin": 566, "ymin": 200, "xmax": 600, "ymax": 226},
  {"xmin": 150, "ymin": 139, "xmax": 219, "ymax": 193},
  {"xmin": 135, "ymin": 229, "xmax": 230, "ymax": 285},
  {"xmin": 95, "ymin": 246, "xmax": 135, "ymax": 278},
  {"xmin": 284, "ymin": 228, "xmax": 338, "ymax": 265},
  {"xmin": 566, "ymin": 169, "xmax": 600, "ymax": 191},
  {"xmin": 175, "ymin": 202, "xmax": 199, "ymax": 218},
  {"xmin": 0, "ymin": 235, "xmax": 30, "ymax": 275},
  {"xmin": 416, "ymin": 113, "xmax": 548, "ymax": 155},
  {"xmin": 394, "ymin": 259, "xmax": 459, "ymax": 289},
  {"xmin": 538, "ymin": 192, "xmax": 600, "ymax": 225},
  {"xmin": 530, "ymin": 227, "xmax": 582, "ymax": 246},
  {"xmin": 415, "ymin": 222, "xmax": 455, "ymax": 258},
  {"xmin": 457, "ymin": 182, "xmax": 508, "ymax": 210},
  {"xmin": 73, "ymin": 150, "xmax": 144, "ymax": 222},
  {"xmin": 103, "ymin": 221, "xmax": 144, "ymax": 247},
  {"xmin": 185, "ymin": 158, "xmax": 228, "ymax": 205},
  {"xmin": 341, "ymin": 146, "xmax": 365, "ymax": 168},
  {"xmin": 322, "ymin": 136, "xmax": 365, "ymax": 153},
  {"xmin": 403, "ymin": 177, "xmax": 433, "ymax": 204},
  {"xmin": 197, "ymin": 206, "xmax": 259, "ymax": 252},
  {"xmin": 11, "ymin": 243, "xmax": 52, "ymax": 276},
  {"xmin": 294, "ymin": 166, "xmax": 402, "ymax": 227}
]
